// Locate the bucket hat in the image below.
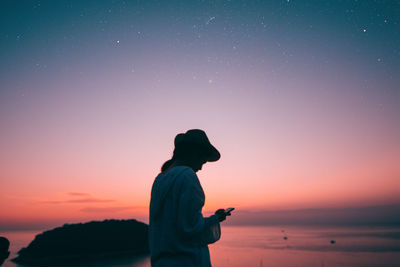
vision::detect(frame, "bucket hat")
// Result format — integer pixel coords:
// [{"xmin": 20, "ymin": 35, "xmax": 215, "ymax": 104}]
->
[{"xmin": 174, "ymin": 129, "xmax": 220, "ymax": 162}]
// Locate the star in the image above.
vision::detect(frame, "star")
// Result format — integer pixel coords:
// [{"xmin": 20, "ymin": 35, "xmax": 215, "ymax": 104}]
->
[
  {"xmin": 206, "ymin": 17, "xmax": 216, "ymax": 25},
  {"xmin": 363, "ymin": 29, "xmax": 367, "ymax": 33},
  {"xmin": 116, "ymin": 40, "xmax": 120, "ymax": 44}
]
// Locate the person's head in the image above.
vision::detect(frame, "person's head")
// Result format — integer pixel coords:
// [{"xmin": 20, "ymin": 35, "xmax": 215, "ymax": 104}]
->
[
  {"xmin": 172, "ymin": 142, "xmax": 208, "ymax": 172},
  {"xmin": 161, "ymin": 129, "xmax": 220, "ymax": 173}
]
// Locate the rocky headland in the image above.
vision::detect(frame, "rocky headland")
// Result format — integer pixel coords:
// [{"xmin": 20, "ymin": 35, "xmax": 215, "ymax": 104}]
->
[{"xmin": 12, "ymin": 219, "xmax": 149, "ymax": 265}]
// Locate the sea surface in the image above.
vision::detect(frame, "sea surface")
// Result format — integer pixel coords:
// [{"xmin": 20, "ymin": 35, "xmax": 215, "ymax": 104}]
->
[{"xmin": 2, "ymin": 225, "xmax": 400, "ymax": 267}]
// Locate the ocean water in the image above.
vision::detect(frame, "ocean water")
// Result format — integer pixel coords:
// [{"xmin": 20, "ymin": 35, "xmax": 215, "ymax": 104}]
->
[{"xmin": 2, "ymin": 226, "xmax": 400, "ymax": 267}]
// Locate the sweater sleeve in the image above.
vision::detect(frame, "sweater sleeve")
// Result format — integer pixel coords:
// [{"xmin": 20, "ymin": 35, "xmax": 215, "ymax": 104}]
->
[{"xmin": 176, "ymin": 171, "xmax": 221, "ymax": 245}]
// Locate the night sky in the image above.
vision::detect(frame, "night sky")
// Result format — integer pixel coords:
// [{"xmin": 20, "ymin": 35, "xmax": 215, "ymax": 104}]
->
[{"xmin": 1, "ymin": 1, "xmax": 399, "ymax": 229}]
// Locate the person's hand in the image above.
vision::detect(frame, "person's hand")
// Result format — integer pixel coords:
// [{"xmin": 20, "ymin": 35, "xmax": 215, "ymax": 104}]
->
[{"xmin": 215, "ymin": 209, "xmax": 227, "ymax": 222}]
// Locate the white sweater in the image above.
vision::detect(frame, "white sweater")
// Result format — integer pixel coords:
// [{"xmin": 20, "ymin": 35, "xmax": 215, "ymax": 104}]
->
[{"xmin": 149, "ymin": 166, "xmax": 220, "ymax": 267}]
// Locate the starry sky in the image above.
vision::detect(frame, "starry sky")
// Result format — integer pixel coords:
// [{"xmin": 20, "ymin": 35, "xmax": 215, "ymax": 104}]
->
[{"xmin": 1, "ymin": 0, "xmax": 399, "ymax": 230}]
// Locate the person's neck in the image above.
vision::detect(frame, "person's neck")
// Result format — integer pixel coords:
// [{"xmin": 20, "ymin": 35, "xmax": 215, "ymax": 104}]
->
[{"xmin": 165, "ymin": 159, "xmax": 192, "ymax": 173}]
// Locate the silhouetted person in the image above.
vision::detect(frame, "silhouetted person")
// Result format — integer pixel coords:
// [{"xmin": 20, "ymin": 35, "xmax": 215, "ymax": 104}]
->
[
  {"xmin": 149, "ymin": 129, "xmax": 230, "ymax": 267},
  {"xmin": 0, "ymin": 236, "xmax": 10, "ymax": 266}
]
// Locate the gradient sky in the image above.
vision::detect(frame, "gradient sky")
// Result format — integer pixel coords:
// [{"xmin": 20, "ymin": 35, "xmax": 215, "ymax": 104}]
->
[{"xmin": 1, "ymin": 0, "xmax": 399, "ymax": 230}]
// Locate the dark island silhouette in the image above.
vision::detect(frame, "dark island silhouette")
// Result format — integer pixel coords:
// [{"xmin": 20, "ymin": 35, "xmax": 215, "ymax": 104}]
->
[
  {"xmin": 0, "ymin": 236, "xmax": 10, "ymax": 266},
  {"xmin": 12, "ymin": 219, "xmax": 149, "ymax": 265}
]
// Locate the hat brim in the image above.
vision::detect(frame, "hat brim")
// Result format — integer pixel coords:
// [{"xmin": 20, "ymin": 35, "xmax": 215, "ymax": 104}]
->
[{"xmin": 205, "ymin": 144, "xmax": 220, "ymax": 162}]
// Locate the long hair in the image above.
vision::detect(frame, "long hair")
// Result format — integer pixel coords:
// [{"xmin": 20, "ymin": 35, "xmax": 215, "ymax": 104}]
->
[
  {"xmin": 161, "ymin": 158, "xmax": 174, "ymax": 173},
  {"xmin": 160, "ymin": 142, "xmax": 206, "ymax": 172}
]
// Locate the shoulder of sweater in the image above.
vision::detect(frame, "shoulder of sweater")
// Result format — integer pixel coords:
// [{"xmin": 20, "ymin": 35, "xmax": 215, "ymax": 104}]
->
[{"xmin": 175, "ymin": 167, "xmax": 199, "ymax": 187}]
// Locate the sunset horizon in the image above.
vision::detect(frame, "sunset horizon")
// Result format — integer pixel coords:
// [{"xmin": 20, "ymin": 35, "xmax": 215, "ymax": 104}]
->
[
  {"xmin": 2, "ymin": 188, "xmax": 399, "ymax": 231},
  {"xmin": 1, "ymin": 2, "xmax": 399, "ymax": 266}
]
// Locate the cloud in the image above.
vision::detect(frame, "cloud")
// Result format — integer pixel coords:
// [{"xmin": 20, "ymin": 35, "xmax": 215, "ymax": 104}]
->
[
  {"xmin": 226, "ymin": 204, "xmax": 400, "ymax": 226},
  {"xmin": 80, "ymin": 206, "xmax": 140, "ymax": 213},
  {"xmin": 39, "ymin": 198, "xmax": 115, "ymax": 204},
  {"xmin": 41, "ymin": 198, "xmax": 115, "ymax": 204},
  {"xmin": 69, "ymin": 198, "xmax": 115, "ymax": 203},
  {"xmin": 67, "ymin": 192, "xmax": 91, "ymax": 197},
  {"xmin": 38, "ymin": 193, "xmax": 115, "ymax": 204}
]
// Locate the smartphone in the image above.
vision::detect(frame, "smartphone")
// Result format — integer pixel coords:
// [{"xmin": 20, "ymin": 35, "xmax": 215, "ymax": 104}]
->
[{"xmin": 225, "ymin": 208, "xmax": 235, "ymax": 214}]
